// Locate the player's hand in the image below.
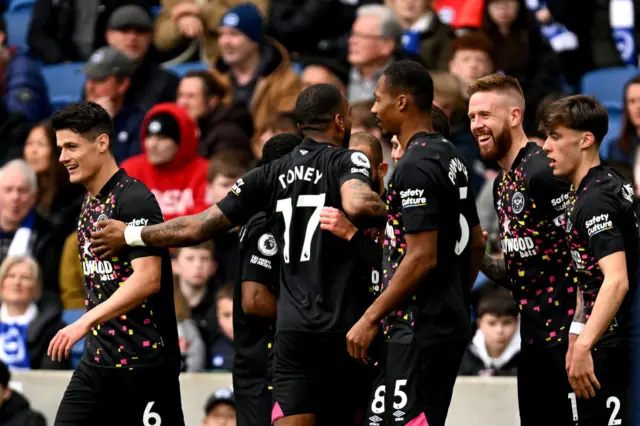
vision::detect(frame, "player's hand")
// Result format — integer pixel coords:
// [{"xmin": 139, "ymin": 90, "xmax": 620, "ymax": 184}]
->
[
  {"xmin": 346, "ymin": 315, "xmax": 378, "ymax": 363},
  {"xmin": 566, "ymin": 333, "xmax": 578, "ymax": 372},
  {"xmin": 320, "ymin": 207, "xmax": 358, "ymax": 241},
  {"xmin": 568, "ymin": 341, "xmax": 600, "ymax": 399},
  {"xmin": 48, "ymin": 319, "xmax": 92, "ymax": 362},
  {"xmin": 91, "ymin": 219, "xmax": 127, "ymax": 259}
]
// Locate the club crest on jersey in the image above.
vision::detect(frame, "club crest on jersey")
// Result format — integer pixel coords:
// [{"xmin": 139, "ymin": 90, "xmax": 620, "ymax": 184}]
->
[
  {"xmin": 258, "ymin": 233, "xmax": 278, "ymax": 256},
  {"xmin": 95, "ymin": 214, "xmax": 108, "ymax": 229},
  {"xmin": 512, "ymin": 192, "xmax": 525, "ymax": 214},
  {"xmin": 351, "ymin": 152, "xmax": 370, "ymax": 168},
  {"xmin": 622, "ymin": 184, "xmax": 634, "ymax": 203}
]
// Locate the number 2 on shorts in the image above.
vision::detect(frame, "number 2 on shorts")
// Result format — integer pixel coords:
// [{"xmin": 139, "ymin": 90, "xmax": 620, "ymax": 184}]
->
[
  {"xmin": 143, "ymin": 401, "xmax": 162, "ymax": 426},
  {"xmin": 371, "ymin": 379, "xmax": 408, "ymax": 414}
]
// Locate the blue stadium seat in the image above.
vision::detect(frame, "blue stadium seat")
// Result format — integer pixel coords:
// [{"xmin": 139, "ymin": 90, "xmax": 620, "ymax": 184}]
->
[
  {"xmin": 600, "ymin": 106, "xmax": 623, "ymax": 160},
  {"xmin": 7, "ymin": 0, "xmax": 34, "ymax": 12},
  {"xmin": 42, "ymin": 62, "xmax": 85, "ymax": 111},
  {"xmin": 62, "ymin": 309, "xmax": 86, "ymax": 369},
  {"xmin": 581, "ymin": 66, "xmax": 639, "ymax": 108},
  {"xmin": 164, "ymin": 61, "xmax": 209, "ymax": 77},
  {"xmin": 4, "ymin": 8, "xmax": 32, "ymax": 50}
]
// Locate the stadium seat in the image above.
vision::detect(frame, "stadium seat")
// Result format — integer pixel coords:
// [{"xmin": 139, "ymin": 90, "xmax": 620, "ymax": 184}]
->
[
  {"xmin": 164, "ymin": 61, "xmax": 209, "ymax": 77},
  {"xmin": 4, "ymin": 8, "xmax": 32, "ymax": 50},
  {"xmin": 42, "ymin": 62, "xmax": 85, "ymax": 111},
  {"xmin": 600, "ymin": 106, "xmax": 623, "ymax": 160},
  {"xmin": 62, "ymin": 309, "xmax": 86, "ymax": 369},
  {"xmin": 581, "ymin": 66, "xmax": 638, "ymax": 109},
  {"xmin": 7, "ymin": 0, "xmax": 34, "ymax": 12}
]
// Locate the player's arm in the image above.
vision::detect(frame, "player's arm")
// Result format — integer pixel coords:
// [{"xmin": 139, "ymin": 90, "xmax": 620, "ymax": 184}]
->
[
  {"xmin": 340, "ymin": 179, "xmax": 387, "ymax": 228},
  {"xmin": 241, "ymin": 221, "xmax": 279, "ymax": 318},
  {"xmin": 92, "ymin": 167, "xmax": 271, "ymax": 256},
  {"xmin": 320, "ymin": 207, "xmax": 383, "ymax": 269},
  {"xmin": 574, "ymin": 200, "xmax": 629, "ymax": 350},
  {"xmin": 481, "ymin": 252, "xmax": 509, "ymax": 287},
  {"xmin": 80, "ymin": 256, "xmax": 164, "ymax": 329}
]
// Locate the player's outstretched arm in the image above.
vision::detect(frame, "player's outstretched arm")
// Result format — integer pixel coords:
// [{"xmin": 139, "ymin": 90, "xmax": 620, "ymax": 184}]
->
[
  {"xmin": 48, "ymin": 256, "xmax": 163, "ymax": 361},
  {"xmin": 242, "ymin": 281, "xmax": 277, "ymax": 319},
  {"xmin": 347, "ymin": 230, "xmax": 437, "ymax": 360},
  {"xmin": 340, "ymin": 179, "xmax": 387, "ymax": 228},
  {"xmin": 481, "ymin": 251, "xmax": 509, "ymax": 287},
  {"xmin": 92, "ymin": 205, "xmax": 233, "ymax": 257}
]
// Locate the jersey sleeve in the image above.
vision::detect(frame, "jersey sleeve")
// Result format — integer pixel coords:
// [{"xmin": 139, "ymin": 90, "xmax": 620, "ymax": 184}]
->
[
  {"xmin": 117, "ymin": 183, "xmax": 166, "ymax": 261},
  {"xmin": 336, "ymin": 149, "xmax": 374, "ymax": 187},
  {"xmin": 241, "ymin": 222, "xmax": 279, "ymax": 293},
  {"xmin": 528, "ymin": 159, "xmax": 571, "ymax": 219},
  {"xmin": 396, "ymin": 158, "xmax": 446, "ymax": 233},
  {"xmin": 217, "ymin": 165, "xmax": 274, "ymax": 226},
  {"xmin": 575, "ymin": 194, "xmax": 626, "ymax": 261}
]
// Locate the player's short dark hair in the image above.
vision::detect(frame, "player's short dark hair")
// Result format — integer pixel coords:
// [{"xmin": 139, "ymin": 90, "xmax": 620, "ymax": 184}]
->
[
  {"xmin": 216, "ymin": 282, "xmax": 234, "ymax": 303},
  {"xmin": 467, "ymin": 74, "xmax": 524, "ymax": 101},
  {"xmin": 431, "ymin": 104, "xmax": 450, "ymax": 139},
  {"xmin": 477, "ymin": 288, "xmax": 518, "ymax": 319},
  {"xmin": 51, "ymin": 101, "xmax": 115, "ymax": 149},
  {"xmin": 182, "ymin": 70, "xmax": 226, "ymax": 99},
  {"xmin": 207, "ymin": 149, "xmax": 254, "ymax": 183},
  {"xmin": 539, "ymin": 95, "xmax": 609, "ymax": 145},
  {"xmin": 350, "ymin": 132, "xmax": 383, "ymax": 167},
  {"xmin": 382, "ymin": 60, "xmax": 434, "ymax": 113},
  {"xmin": 294, "ymin": 84, "xmax": 344, "ymax": 132},
  {"xmin": 259, "ymin": 133, "xmax": 302, "ymax": 166}
]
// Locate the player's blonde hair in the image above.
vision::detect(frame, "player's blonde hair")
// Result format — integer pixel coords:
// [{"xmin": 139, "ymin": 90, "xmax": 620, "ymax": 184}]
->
[
  {"xmin": 0, "ymin": 255, "xmax": 43, "ymax": 302},
  {"xmin": 467, "ymin": 74, "xmax": 525, "ymax": 109}
]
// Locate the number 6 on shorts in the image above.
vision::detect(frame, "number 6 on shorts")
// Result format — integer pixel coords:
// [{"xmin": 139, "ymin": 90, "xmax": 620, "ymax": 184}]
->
[{"xmin": 143, "ymin": 401, "xmax": 162, "ymax": 426}]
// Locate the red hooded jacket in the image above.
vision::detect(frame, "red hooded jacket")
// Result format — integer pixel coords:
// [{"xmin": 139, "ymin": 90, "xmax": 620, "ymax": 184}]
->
[{"xmin": 121, "ymin": 103, "xmax": 209, "ymax": 220}]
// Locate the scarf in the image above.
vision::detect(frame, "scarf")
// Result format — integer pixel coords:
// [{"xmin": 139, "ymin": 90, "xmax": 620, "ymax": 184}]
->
[
  {"xmin": 610, "ymin": 0, "xmax": 637, "ymax": 66},
  {"xmin": 0, "ymin": 303, "xmax": 38, "ymax": 370},
  {"xmin": 525, "ymin": 0, "xmax": 578, "ymax": 52},
  {"xmin": 6, "ymin": 210, "xmax": 36, "ymax": 257}
]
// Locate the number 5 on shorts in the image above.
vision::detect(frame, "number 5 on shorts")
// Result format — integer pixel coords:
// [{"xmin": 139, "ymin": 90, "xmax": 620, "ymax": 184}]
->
[
  {"xmin": 371, "ymin": 380, "xmax": 408, "ymax": 414},
  {"xmin": 143, "ymin": 401, "xmax": 162, "ymax": 426}
]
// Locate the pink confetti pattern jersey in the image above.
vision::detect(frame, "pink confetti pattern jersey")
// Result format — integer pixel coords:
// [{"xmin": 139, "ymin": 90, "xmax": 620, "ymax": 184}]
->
[
  {"xmin": 77, "ymin": 169, "xmax": 180, "ymax": 368},
  {"xmin": 493, "ymin": 143, "xmax": 576, "ymax": 345}
]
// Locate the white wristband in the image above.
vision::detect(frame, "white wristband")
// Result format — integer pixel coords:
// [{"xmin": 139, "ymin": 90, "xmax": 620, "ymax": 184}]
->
[
  {"xmin": 569, "ymin": 322, "xmax": 585, "ymax": 335},
  {"xmin": 124, "ymin": 225, "xmax": 146, "ymax": 247}
]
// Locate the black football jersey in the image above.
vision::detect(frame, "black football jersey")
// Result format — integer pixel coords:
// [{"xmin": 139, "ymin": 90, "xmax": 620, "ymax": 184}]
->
[
  {"xmin": 382, "ymin": 132, "xmax": 479, "ymax": 343},
  {"xmin": 493, "ymin": 143, "xmax": 576, "ymax": 346},
  {"xmin": 218, "ymin": 138, "xmax": 376, "ymax": 332},
  {"xmin": 565, "ymin": 165, "xmax": 638, "ymax": 343},
  {"xmin": 78, "ymin": 169, "xmax": 179, "ymax": 368}
]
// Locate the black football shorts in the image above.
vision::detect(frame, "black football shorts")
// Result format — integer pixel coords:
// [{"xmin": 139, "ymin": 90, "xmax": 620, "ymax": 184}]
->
[
  {"xmin": 365, "ymin": 323, "xmax": 467, "ymax": 426},
  {"xmin": 271, "ymin": 331, "xmax": 370, "ymax": 425},
  {"xmin": 54, "ymin": 360, "xmax": 184, "ymax": 426}
]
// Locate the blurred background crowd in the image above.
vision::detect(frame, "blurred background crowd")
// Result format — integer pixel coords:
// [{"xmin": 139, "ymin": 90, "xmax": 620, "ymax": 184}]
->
[{"xmin": 0, "ymin": 0, "xmax": 637, "ymax": 423}]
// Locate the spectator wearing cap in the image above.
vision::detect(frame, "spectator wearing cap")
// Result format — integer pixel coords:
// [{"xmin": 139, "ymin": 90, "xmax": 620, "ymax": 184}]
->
[
  {"xmin": 0, "ymin": 360, "xmax": 46, "ymax": 426},
  {"xmin": 106, "ymin": 5, "xmax": 180, "ymax": 111},
  {"xmin": 0, "ymin": 17, "xmax": 51, "ymax": 126},
  {"xmin": 154, "ymin": 0, "xmax": 269, "ymax": 65},
  {"xmin": 83, "ymin": 46, "xmax": 146, "ymax": 164},
  {"xmin": 176, "ymin": 70, "xmax": 253, "ymax": 158},
  {"xmin": 28, "ymin": 0, "xmax": 160, "ymax": 65},
  {"xmin": 203, "ymin": 388, "xmax": 236, "ymax": 426},
  {"xmin": 121, "ymin": 103, "xmax": 209, "ymax": 220},
  {"xmin": 213, "ymin": 3, "xmax": 302, "ymax": 158},
  {"xmin": 390, "ymin": 0, "xmax": 454, "ymax": 71},
  {"xmin": 299, "ymin": 57, "xmax": 349, "ymax": 94}
]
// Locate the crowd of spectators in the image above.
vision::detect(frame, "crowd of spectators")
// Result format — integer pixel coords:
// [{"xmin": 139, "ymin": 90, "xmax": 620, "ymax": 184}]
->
[{"xmin": 0, "ymin": 2, "xmax": 637, "ymax": 416}]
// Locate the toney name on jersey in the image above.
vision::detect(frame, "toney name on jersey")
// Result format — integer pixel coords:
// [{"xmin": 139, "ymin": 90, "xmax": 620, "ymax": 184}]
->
[{"xmin": 278, "ymin": 166, "xmax": 324, "ymax": 189}]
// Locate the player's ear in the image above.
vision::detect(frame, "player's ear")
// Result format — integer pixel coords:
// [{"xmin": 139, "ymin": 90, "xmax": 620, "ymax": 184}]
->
[
  {"xmin": 379, "ymin": 162, "xmax": 389, "ymax": 180},
  {"xmin": 96, "ymin": 133, "xmax": 110, "ymax": 153},
  {"xmin": 581, "ymin": 132, "xmax": 596, "ymax": 150},
  {"xmin": 335, "ymin": 112, "xmax": 345, "ymax": 133},
  {"xmin": 509, "ymin": 106, "xmax": 523, "ymax": 127},
  {"xmin": 397, "ymin": 95, "xmax": 407, "ymax": 112}
]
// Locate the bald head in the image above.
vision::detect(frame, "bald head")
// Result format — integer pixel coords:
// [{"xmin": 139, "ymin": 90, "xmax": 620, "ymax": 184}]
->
[{"xmin": 349, "ymin": 132, "xmax": 383, "ymax": 167}]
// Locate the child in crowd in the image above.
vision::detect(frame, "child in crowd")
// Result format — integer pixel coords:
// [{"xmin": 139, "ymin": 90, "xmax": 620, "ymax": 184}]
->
[
  {"xmin": 209, "ymin": 283, "xmax": 235, "ymax": 371},
  {"xmin": 172, "ymin": 242, "xmax": 219, "ymax": 367},
  {"xmin": 203, "ymin": 388, "xmax": 236, "ymax": 426},
  {"xmin": 459, "ymin": 288, "xmax": 520, "ymax": 376},
  {"xmin": 173, "ymin": 280, "xmax": 205, "ymax": 372}
]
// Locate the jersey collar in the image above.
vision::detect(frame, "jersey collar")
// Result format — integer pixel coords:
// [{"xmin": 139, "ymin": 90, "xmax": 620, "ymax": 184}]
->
[
  {"xmin": 575, "ymin": 164, "xmax": 605, "ymax": 195},
  {"xmin": 96, "ymin": 169, "xmax": 127, "ymax": 198},
  {"xmin": 301, "ymin": 138, "xmax": 336, "ymax": 149},
  {"xmin": 510, "ymin": 142, "xmax": 538, "ymax": 171},
  {"xmin": 406, "ymin": 131, "xmax": 442, "ymax": 150}
]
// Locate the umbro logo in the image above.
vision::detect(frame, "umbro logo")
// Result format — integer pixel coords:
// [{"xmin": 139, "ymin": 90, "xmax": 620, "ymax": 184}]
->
[
  {"xmin": 369, "ymin": 415, "xmax": 382, "ymax": 423},
  {"xmin": 393, "ymin": 411, "xmax": 404, "ymax": 418},
  {"xmin": 300, "ymin": 150, "xmax": 308, "ymax": 155}
]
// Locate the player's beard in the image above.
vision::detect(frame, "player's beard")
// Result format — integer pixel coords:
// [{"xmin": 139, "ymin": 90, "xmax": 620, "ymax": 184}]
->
[{"xmin": 474, "ymin": 122, "xmax": 513, "ymax": 163}]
